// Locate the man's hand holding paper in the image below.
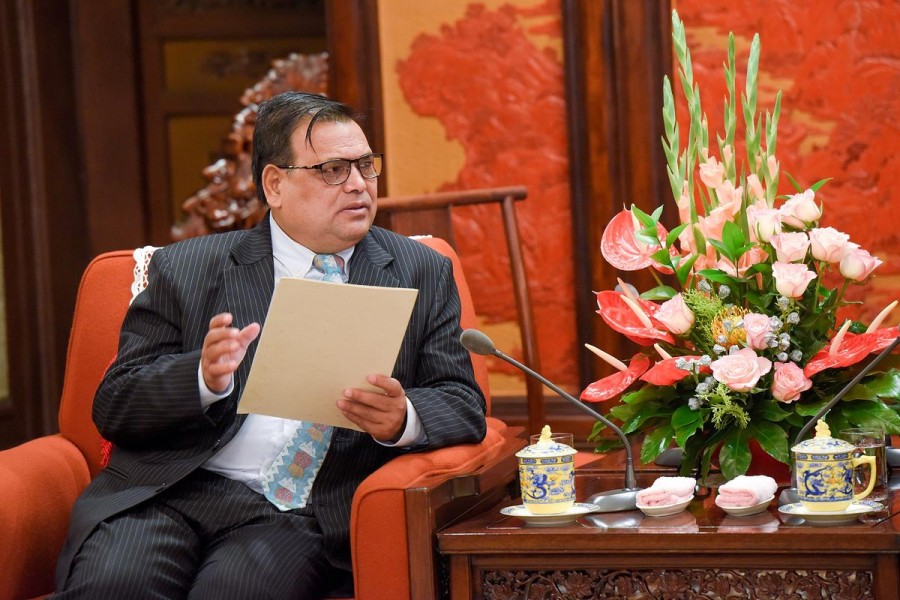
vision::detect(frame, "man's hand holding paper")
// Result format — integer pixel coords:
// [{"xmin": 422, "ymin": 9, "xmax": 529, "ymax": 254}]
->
[{"xmin": 339, "ymin": 374, "xmax": 407, "ymax": 441}]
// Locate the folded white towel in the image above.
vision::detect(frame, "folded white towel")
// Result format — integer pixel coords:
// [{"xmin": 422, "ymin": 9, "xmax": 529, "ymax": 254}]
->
[
  {"xmin": 715, "ymin": 475, "xmax": 778, "ymax": 508},
  {"xmin": 635, "ymin": 476, "xmax": 696, "ymax": 506}
]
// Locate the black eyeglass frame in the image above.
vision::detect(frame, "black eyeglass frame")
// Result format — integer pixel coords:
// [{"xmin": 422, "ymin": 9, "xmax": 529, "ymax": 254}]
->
[{"xmin": 275, "ymin": 152, "xmax": 384, "ymax": 185}]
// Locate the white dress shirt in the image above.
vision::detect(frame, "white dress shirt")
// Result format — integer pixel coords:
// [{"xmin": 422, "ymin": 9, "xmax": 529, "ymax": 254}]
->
[{"xmin": 202, "ymin": 217, "xmax": 425, "ymax": 492}]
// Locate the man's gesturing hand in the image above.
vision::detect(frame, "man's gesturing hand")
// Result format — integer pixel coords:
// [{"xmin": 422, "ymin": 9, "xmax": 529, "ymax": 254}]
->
[
  {"xmin": 338, "ymin": 374, "xmax": 408, "ymax": 442},
  {"xmin": 201, "ymin": 312, "xmax": 261, "ymax": 394}
]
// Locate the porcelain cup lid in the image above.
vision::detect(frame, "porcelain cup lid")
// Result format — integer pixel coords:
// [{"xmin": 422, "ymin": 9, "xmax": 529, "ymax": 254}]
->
[
  {"xmin": 791, "ymin": 420, "xmax": 854, "ymax": 454},
  {"xmin": 516, "ymin": 425, "xmax": 577, "ymax": 458}
]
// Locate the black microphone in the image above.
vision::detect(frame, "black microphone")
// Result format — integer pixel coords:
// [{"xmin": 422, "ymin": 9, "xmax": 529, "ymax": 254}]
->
[
  {"xmin": 460, "ymin": 329, "xmax": 641, "ymax": 511},
  {"xmin": 779, "ymin": 334, "xmax": 900, "ymax": 506}
]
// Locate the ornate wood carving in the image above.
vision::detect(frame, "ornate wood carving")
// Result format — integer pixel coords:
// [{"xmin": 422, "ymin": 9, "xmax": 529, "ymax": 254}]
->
[
  {"xmin": 171, "ymin": 52, "xmax": 328, "ymax": 241},
  {"xmin": 482, "ymin": 568, "xmax": 874, "ymax": 600}
]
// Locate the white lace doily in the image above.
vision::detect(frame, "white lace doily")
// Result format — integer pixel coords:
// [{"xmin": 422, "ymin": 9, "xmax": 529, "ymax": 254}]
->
[{"xmin": 131, "ymin": 246, "xmax": 159, "ymax": 304}]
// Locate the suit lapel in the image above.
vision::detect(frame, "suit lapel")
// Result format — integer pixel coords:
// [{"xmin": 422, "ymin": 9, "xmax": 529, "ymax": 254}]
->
[
  {"xmin": 349, "ymin": 231, "xmax": 401, "ymax": 288},
  {"xmin": 224, "ymin": 214, "xmax": 275, "ymax": 388}
]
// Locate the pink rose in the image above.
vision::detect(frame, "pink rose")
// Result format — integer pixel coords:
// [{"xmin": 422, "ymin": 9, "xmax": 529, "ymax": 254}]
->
[
  {"xmin": 770, "ymin": 232, "xmax": 810, "ymax": 262},
  {"xmin": 808, "ymin": 227, "xmax": 851, "ymax": 263},
  {"xmin": 839, "ymin": 247, "xmax": 883, "ymax": 282},
  {"xmin": 779, "ymin": 189, "xmax": 821, "ymax": 229},
  {"xmin": 656, "ymin": 293, "xmax": 695, "ymax": 335},
  {"xmin": 771, "ymin": 361, "xmax": 813, "ymax": 403},
  {"xmin": 772, "ymin": 262, "xmax": 817, "ymax": 299},
  {"xmin": 742, "ymin": 313, "xmax": 771, "ymax": 350},
  {"xmin": 746, "ymin": 203, "xmax": 781, "ymax": 243},
  {"xmin": 710, "ymin": 348, "xmax": 772, "ymax": 392}
]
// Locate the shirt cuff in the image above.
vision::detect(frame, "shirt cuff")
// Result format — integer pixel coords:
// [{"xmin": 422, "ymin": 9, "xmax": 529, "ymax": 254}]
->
[
  {"xmin": 376, "ymin": 397, "xmax": 425, "ymax": 447},
  {"xmin": 198, "ymin": 364, "xmax": 233, "ymax": 409}
]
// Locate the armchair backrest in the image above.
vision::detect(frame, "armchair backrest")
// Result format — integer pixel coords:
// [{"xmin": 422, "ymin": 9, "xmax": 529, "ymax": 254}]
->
[
  {"xmin": 55, "ymin": 239, "xmax": 490, "ymax": 476},
  {"xmin": 57, "ymin": 250, "xmax": 136, "ymax": 476}
]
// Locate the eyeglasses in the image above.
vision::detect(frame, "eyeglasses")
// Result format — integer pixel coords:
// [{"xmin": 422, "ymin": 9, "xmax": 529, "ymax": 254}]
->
[{"xmin": 276, "ymin": 153, "xmax": 384, "ymax": 185}]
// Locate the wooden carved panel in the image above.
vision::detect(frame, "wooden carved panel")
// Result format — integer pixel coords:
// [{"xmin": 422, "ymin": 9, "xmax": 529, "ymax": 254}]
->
[
  {"xmin": 171, "ymin": 52, "xmax": 328, "ymax": 240},
  {"xmin": 482, "ymin": 568, "xmax": 874, "ymax": 600}
]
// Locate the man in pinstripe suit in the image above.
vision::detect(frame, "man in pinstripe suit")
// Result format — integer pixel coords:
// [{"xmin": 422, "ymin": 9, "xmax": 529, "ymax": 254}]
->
[{"xmin": 55, "ymin": 92, "xmax": 487, "ymax": 599}]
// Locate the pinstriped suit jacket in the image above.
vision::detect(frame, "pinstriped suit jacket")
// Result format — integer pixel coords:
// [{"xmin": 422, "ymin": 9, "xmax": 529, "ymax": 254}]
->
[{"xmin": 56, "ymin": 214, "xmax": 486, "ymax": 586}]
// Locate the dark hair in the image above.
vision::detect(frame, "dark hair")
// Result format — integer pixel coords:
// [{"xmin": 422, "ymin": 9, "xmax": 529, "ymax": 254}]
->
[{"xmin": 252, "ymin": 92, "xmax": 356, "ymax": 204}]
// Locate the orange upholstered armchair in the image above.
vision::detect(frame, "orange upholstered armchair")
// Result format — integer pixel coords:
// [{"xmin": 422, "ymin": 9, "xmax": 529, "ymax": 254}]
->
[{"xmin": 0, "ymin": 237, "xmax": 522, "ymax": 600}]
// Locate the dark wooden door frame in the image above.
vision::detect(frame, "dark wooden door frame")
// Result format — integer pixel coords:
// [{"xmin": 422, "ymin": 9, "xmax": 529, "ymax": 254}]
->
[
  {"xmin": 0, "ymin": 0, "xmax": 90, "ymax": 445},
  {"xmin": 562, "ymin": 0, "xmax": 672, "ymax": 388}
]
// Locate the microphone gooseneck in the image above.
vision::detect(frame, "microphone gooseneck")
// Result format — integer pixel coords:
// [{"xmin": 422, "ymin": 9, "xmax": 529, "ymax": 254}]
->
[
  {"xmin": 779, "ymin": 334, "xmax": 900, "ymax": 506},
  {"xmin": 461, "ymin": 328, "xmax": 640, "ymax": 510}
]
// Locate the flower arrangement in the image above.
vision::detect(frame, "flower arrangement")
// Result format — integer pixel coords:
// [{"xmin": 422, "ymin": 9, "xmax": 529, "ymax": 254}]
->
[{"xmin": 582, "ymin": 10, "xmax": 900, "ymax": 481}]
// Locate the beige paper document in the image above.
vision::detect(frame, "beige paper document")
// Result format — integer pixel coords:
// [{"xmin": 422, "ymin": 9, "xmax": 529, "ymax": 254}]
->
[{"xmin": 237, "ymin": 277, "xmax": 418, "ymax": 430}]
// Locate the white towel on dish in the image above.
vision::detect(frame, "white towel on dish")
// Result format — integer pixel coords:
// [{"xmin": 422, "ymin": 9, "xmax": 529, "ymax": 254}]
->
[
  {"xmin": 715, "ymin": 475, "xmax": 778, "ymax": 508},
  {"xmin": 636, "ymin": 476, "xmax": 696, "ymax": 506}
]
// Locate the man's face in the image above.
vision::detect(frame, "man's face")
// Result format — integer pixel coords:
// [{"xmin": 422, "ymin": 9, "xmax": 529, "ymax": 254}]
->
[{"xmin": 264, "ymin": 119, "xmax": 378, "ymax": 253}]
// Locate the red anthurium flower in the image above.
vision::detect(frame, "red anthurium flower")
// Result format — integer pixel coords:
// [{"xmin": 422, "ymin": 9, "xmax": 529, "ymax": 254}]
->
[
  {"xmin": 601, "ymin": 209, "xmax": 675, "ymax": 273},
  {"xmin": 640, "ymin": 356, "xmax": 709, "ymax": 386},
  {"xmin": 595, "ymin": 290, "xmax": 675, "ymax": 346},
  {"xmin": 580, "ymin": 353, "xmax": 651, "ymax": 402},
  {"xmin": 804, "ymin": 326, "xmax": 900, "ymax": 378}
]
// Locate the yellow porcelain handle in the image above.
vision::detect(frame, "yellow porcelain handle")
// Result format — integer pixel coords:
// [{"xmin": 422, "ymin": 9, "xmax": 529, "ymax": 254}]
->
[{"xmin": 851, "ymin": 455, "xmax": 877, "ymax": 501}]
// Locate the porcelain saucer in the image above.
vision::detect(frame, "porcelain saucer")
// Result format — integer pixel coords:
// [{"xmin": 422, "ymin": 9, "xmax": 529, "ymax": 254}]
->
[
  {"xmin": 778, "ymin": 500, "xmax": 884, "ymax": 526},
  {"xmin": 500, "ymin": 503, "xmax": 598, "ymax": 526},
  {"xmin": 636, "ymin": 496, "xmax": 692, "ymax": 517},
  {"xmin": 717, "ymin": 495, "xmax": 774, "ymax": 517}
]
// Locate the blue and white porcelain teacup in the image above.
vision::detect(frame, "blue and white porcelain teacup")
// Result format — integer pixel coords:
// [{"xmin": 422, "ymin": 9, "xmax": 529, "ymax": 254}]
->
[
  {"xmin": 792, "ymin": 420, "xmax": 876, "ymax": 512},
  {"xmin": 516, "ymin": 426, "xmax": 577, "ymax": 515}
]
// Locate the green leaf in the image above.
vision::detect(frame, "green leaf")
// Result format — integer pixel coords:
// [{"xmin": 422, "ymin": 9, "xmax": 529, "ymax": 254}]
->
[
  {"xmin": 636, "ymin": 228, "xmax": 662, "ymax": 247},
  {"xmin": 631, "ymin": 205, "xmax": 656, "ymax": 228},
  {"xmin": 784, "ymin": 170, "xmax": 803, "ymax": 193},
  {"xmin": 619, "ymin": 403, "xmax": 669, "ymax": 434},
  {"xmin": 707, "ymin": 238, "xmax": 732, "ymax": 262},
  {"xmin": 675, "ymin": 254, "xmax": 700, "ymax": 286},
  {"xmin": 752, "ymin": 398, "xmax": 791, "ymax": 422},
  {"xmin": 719, "ymin": 428, "xmax": 751, "ymax": 479},
  {"xmin": 795, "ymin": 398, "xmax": 828, "ymax": 417},
  {"xmin": 865, "ymin": 370, "xmax": 900, "ymax": 399},
  {"xmin": 651, "ymin": 247, "xmax": 673, "ymax": 267},
  {"xmin": 841, "ymin": 400, "xmax": 900, "ymax": 434},
  {"xmin": 744, "ymin": 262, "xmax": 771, "ymax": 277},
  {"xmin": 840, "ymin": 383, "xmax": 875, "ymax": 401},
  {"xmin": 641, "ymin": 425, "xmax": 674, "ymax": 464},
  {"xmin": 640, "ymin": 285, "xmax": 678, "ymax": 301},
  {"xmin": 666, "ymin": 223, "xmax": 688, "ymax": 248},
  {"xmin": 696, "ymin": 269, "xmax": 738, "ymax": 285},
  {"xmin": 721, "ymin": 220, "xmax": 747, "ymax": 258},
  {"xmin": 810, "ymin": 177, "xmax": 832, "ymax": 192},
  {"xmin": 748, "ymin": 421, "xmax": 789, "ymax": 464},
  {"xmin": 672, "ymin": 404, "xmax": 703, "ymax": 429},
  {"xmin": 621, "ymin": 386, "xmax": 678, "ymax": 405},
  {"xmin": 673, "ymin": 406, "xmax": 705, "ymax": 447}
]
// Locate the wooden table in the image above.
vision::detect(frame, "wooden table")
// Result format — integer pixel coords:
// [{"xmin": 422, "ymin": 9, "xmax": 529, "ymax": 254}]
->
[{"xmin": 438, "ymin": 462, "xmax": 900, "ymax": 599}]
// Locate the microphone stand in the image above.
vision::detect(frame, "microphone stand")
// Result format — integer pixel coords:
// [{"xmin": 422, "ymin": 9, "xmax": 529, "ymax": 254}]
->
[
  {"xmin": 460, "ymin": 330, "xmax": 640, "ymax": 511},
  {"xmin": 778, "ymin": 335, "xmax": 900, "ymax": 506}
]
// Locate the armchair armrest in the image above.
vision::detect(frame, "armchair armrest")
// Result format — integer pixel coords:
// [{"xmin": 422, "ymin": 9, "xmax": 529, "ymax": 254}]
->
[
  {"xmin": 0, "ymin": 435, "xmax": 91, "ymax": 600},
  {"xmin": 351, "ymin": 418, "xmax": 524, "ymax": 600}
]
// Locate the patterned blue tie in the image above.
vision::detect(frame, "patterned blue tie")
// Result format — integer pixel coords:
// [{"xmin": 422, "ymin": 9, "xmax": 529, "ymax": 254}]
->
[
  {"xmin": 312, "ymin": 253, "xmax": 348, "ymax": 283},
  {"xmin": 261, "ymin": 253, "xmax": 346, "ymax": 510}
]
